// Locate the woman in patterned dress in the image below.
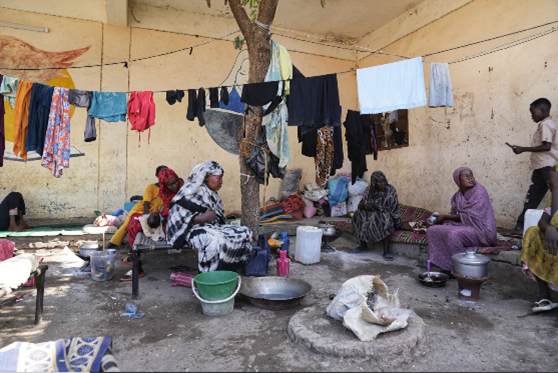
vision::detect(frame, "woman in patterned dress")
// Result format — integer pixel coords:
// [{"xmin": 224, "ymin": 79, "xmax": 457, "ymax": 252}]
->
[
  {"xmin": 166, "ymin": 161, "xmax": 253, "ymax": 273},
  {"xmin": 351, "ymin": 171, "xmax": 406, "ymax": 261}
]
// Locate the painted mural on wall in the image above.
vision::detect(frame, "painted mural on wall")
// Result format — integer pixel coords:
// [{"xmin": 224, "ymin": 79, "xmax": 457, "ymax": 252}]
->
[
  {"xmin": 204, "ymin": 49, "xmax": 249, "ymax": 155},
  {"xmin": 0, "ymin": 35, "xmax": 91, "ymax": 162}
]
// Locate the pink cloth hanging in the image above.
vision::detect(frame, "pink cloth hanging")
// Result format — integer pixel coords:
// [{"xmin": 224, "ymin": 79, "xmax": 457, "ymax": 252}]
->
[{"xmin": 128, "ymin": 91, "xmax": 155, "ymax": 147}]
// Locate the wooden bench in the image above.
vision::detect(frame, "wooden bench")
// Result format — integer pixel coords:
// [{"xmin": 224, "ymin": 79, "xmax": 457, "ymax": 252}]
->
[{"xmin": 0, "ymin": 264, "xmax": 49, "ymax": 324}]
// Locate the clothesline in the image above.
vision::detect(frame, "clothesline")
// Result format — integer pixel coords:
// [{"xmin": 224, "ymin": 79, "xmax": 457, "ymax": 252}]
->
[{"xmin": 0, "ymin": 30, "xmax": 241, "ymax": 71}]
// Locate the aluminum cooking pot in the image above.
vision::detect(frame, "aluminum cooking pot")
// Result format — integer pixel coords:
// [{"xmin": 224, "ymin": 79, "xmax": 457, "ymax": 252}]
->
[
  {"xmin": 452, "ymin": 250, "xmax": 490, "ymax": 278},
  {"xmin": 318, "ymin": 224, "xmax": 336, "ymax": 237},
  {"xmin": 79, "ymin": 242, "xmax": 101, "ymax": 258}
]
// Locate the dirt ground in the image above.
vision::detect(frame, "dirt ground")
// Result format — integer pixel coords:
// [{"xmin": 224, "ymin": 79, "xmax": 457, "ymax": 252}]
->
[{"xmin": 1, "ymin": 235, "xmax": 558, "ymax": 372}]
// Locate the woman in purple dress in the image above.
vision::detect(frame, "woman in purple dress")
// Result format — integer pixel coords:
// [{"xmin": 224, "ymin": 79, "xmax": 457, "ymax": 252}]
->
[{"xmin": 427, "ymin": 167, "xmax": 497, "ymax": 271}]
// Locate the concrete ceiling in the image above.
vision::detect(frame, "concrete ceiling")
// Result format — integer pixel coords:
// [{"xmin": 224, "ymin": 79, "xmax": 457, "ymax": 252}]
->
[
  {"xmin": 0, "ymin": 0, "xmax": 425, "ymax": 41},
  {"xmin": 131, "ymin": 0, "xmax": 425, "ymax": 41}
]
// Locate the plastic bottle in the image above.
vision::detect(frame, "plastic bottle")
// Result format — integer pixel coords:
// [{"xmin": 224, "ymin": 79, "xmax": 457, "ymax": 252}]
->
[
  {"xmin": 280, "ymin": 232, "xmax": 290, "ymax": 256},
  {"xmin": 277, "ymin": 249, "xmax": 290, "ymax": 277}
]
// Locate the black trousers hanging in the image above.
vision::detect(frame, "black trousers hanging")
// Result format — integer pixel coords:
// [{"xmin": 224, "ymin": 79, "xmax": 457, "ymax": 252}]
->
[{"xmin": 0, "ymin": 192, "xmax": 26, "ymax": 230}]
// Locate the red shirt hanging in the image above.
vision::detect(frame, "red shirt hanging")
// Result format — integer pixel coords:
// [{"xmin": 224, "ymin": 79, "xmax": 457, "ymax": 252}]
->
[{"xmin": 128, "ymin": 91, "xmax": 155, "ymax": 147}]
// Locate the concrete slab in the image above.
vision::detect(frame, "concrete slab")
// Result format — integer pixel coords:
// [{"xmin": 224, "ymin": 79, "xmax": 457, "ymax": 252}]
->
[{"xmin": 288, "ymin": 305, "xmax": 426, "ymax": 364}]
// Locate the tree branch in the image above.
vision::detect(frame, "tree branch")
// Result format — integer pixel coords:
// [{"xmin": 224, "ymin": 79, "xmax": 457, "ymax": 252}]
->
[
  {"xmin": 228, "ymin": 0, "xmax": 253, "ymax": 39},
  {"xmin": 256, "ymin": 0, "xmax": 280, "ymax": 26}
]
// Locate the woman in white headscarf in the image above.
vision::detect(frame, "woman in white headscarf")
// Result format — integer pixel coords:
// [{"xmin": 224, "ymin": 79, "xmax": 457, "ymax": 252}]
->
[{"xmin": 166, "ymin": 161, "xmax": 253, "ymax": 272}]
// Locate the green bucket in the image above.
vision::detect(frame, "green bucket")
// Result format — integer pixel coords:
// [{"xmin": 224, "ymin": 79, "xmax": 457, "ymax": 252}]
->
[{"xmin": 194, "ymin": 271, "xmax": 239, "ymax": 301}]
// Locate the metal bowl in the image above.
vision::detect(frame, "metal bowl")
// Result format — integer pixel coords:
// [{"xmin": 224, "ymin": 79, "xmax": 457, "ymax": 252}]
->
[
  {"xmin": 240, "ymin": 276, "xmax": 312, "ymax": 310},
  {"xmin": 418, "ymin": 271, "xmax": 449, "ymax": 287}
]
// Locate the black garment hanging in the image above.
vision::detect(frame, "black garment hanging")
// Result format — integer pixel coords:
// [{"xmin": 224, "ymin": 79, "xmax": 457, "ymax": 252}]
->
[
  {"xmin": 220, "ymin": 86, "xmax": 229, "ymax": 105},
  {"xmin": 209, "ymin": 87, "xmax": 219, "ymax": 108},
  {"xmin": 27, "ymin": 83, "xmax": 55, "ymax": 153},
  {"xmin": 197, "ymin": 88, "xmax": 206, "ymax": 127},
  {"xmin": 298, "ymin": 127, "xmax": 317, "ymax": 158},
  {"xmin": 166, "ymin": 90, "xmax": 184, "ymax": 105},
  {"xmin": 240, "ymin": 81, "xmax": 279, "ymax": 107},
  {"xmin": 186, "ymin": 89, "xmax": 197, "ymax": 121},
  {"xmin": 288, "ymin": 74, "xmax": 341, "ymax": 130},
  {"xmin": 331, "ymin": 124, "xmax": 344, "ymax": 175},
  {"xmin": 344, "ymin": 110, "xmax": 372, "ymax": 183}
]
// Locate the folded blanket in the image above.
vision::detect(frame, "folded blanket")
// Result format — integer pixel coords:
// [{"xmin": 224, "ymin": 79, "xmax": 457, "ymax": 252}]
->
[{"xmin": 0, "ymin": 254, "xmax": 39, "ymax": 295}]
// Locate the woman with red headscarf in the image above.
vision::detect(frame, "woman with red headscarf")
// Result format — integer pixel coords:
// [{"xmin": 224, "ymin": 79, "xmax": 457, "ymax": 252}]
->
[{"xmin": 119, "ymin": 168, "xmax": 183, "ymax": 281}]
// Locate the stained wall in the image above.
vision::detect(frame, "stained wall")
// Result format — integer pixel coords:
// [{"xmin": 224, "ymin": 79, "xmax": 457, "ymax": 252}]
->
[
  {"xmin": 357, "ymin": 0, "xmax": 558, "ymax": 227},
  {"xmin": 0, "ymin": 7, "xmax": 356, "ymax": 218}
]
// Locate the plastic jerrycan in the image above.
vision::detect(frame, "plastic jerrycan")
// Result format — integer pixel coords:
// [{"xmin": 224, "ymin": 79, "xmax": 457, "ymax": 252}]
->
[{"xmin": 295, "ymin": 226, "xmax": 323, "ymax": 264}]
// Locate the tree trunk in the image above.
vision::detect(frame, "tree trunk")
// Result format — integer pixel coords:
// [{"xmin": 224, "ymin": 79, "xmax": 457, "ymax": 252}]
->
[{"xmin": 229, "ymin": 0, "xmax": 280, "ymax": 236}]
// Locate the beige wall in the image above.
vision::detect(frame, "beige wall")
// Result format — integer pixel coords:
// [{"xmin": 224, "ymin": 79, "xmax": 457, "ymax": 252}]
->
[
  {"xmin": 357, "ymin": 0, "xmax": 558, "ymax": 227},
  {"xmin": 0, "ymin": 8, "xmax": 356, "ymax": 219}
]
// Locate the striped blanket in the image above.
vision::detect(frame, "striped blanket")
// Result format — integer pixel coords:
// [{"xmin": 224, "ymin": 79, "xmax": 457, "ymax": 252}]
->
[
  {"xmin": 226, "ymin": 202, "xmax": 298, "ymax": 225},
  {"xmin": 329, "ymin": 204, "xmax": 514, "ymax": 255}
]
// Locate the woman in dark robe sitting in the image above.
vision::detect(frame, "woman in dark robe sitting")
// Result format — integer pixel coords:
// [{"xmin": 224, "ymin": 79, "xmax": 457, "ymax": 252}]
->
[
  {"xmin": 0, "ymin": 192, "xmax": 32, "ymax": 232},
  {"xmin": 351, "ymin": 171, "xmax": 407, "ymax": 261}
]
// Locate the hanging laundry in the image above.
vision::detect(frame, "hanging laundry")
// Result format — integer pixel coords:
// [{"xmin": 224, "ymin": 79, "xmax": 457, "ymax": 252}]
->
[
  {"xmin": 218, "ymin": 87, "xmax": 243, "ymax": 113},
  {"xmin": 209, "ymin": 87, "xmax": 219, "ymax": 108},
  {"xmin": 0, "ymin": 75, "xmax": 4, "ymax": 167},
  {"xmin": 315, "ymin": 126, "xmax": 334, "ymax": 188},
  {"xmin": 241, "ymin": 81, "xmax": 279, "ymax": 107},
  {"xmin": 344, "ymin": 110, "xmax": 373, "ymax": 183},
  {"xmin": 288, "ymin": 74, "xmax": 342, "ymax": 132},
  {"xmin": 357, "ymin": 57, "xmax": 427, "ymax": 114},
  {"xmin": 68, "ymin": 89, "xmax": 95, "ymax": 142},
  {"xmin": 369, "ymin": 115, "xmax": 378, "ymax": 161},
  {"xmin": 13, "ymin": 80, "xmax": 33, "ymax": 162},
  {"xmin": 197, "ymin": 88, "xmax": 206, "ymax": 127},
  {"xmin": 88, "ymin": 92, "xmax": 127, "ymax": 122},
  {"xmin": 332, "ymin": 125, "xmax": 344, "ymax": 174},
  {"xmin": 186, "ymin": 89, "xmax": 197, "ymax": 121},
  {"xmin": 388, "ymin": 110, "xmax": 398, "ymax": 123},
  {"xmin": 26, "ymin": 83, "xmax": 55, "ymax": 154},
  {"xmin": 220, "ymin": 86, "xmax": 229, "ymax": 105},
  {"xmin": 165, "ymin": 90, "xmax": 184, "ymax": 106},
  {"xmin": 429, "ymin": 62, "xmax": 453, "ymax": 107},
  {"xmin": 262, "ymin": 40, "xmax": 290, "ymax": 168},
  {"xmin": 298, "ymin": 127, "xmax": 317, "ymax": 157},
  {"xmin": 277, "ymin": 43, "xmax": 293, "ymax": 95},
  {"xmin": 0, "ymin": 76, "xmax": 19, "ymax": 110},
  {"xmin": 128, "ymin": 91, "xmax": 156, "ymax": 146},
  {"xmin": 41, "ymin": 87, "xmax": 71, "ymax": 178}
]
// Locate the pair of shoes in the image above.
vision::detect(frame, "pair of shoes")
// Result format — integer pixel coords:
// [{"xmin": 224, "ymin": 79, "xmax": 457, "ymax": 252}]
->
[{"xmin": 532, "ymin": 299, "xmax": 558, "ymax": 313}]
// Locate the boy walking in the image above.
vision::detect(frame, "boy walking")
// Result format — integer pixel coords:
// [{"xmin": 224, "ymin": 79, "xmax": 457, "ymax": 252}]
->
[{"xmin": 506, "ymin": 98, "xmax": 557, "ymax": 236}]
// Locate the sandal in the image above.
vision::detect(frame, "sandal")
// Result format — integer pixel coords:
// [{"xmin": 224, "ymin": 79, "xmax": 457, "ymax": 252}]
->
[
  {"xmin": 531, "ymin": 299, "xmax": 558, "ymax": 313},
  {"xmin": 119, "ymin": 270, "xmax": 146, "ymax": 282},
  {"xmin": 383, "ymin": 253, "xmax": 394, "ymax": 261},
  {"xmin": 121, "ymin": 256, "xmax": 133, "ymax": 265},
  {"xmin": 351, "ymin": 247, "xmax": 369, "ymax": 254}
]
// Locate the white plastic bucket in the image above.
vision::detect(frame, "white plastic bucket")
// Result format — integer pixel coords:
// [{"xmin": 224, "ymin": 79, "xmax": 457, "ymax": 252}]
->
[
  {"xmin": 295, "ymin": 226, "xmax": 323, "ymax": 264},
  {"xmin": 523, "ymin": 209, "xmax": 545, "ymax": 237},
  {"xmin": 192, "ymin": 276, "xmax": 242, "ymax": 317}
]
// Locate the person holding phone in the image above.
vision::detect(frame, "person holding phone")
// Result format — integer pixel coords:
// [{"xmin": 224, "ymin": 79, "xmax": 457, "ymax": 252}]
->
[{"xmin": 504, "ymin": 98, "xmax": 558, "ymax": 236}]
